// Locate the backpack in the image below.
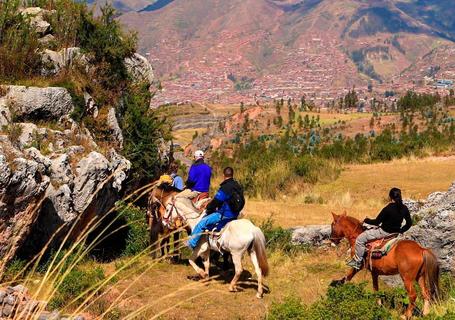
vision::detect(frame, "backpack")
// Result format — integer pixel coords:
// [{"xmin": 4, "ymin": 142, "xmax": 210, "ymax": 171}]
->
[{"xmin": 228, "ymin": 185, "xmax": 245, "ymax": 213}]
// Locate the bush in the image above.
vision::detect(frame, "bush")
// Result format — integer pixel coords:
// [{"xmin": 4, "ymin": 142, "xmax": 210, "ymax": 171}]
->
[
  {"xmin": 118, "ymin": 203, "xmax": 149, "ymax": 256},
  {"xmin": 268, "ymin": 296, "xmax": 307, "ymax": 320},
  {"xmin": 260, "ymin": 218, "xmax": 309, "ymax": 255},
  {"xmin": 268, "ymin": 283, "xmax": 392, "ymax": 320},
  {"xmin": 120, "ymin": 83, "xmax": 169, "ymax": 184},
  {"xmin": 48, "ymin": 266, "xmax": 105, "ymax": 309}
]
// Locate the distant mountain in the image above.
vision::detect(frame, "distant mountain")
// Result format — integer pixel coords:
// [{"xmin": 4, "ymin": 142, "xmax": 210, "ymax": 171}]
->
[{"xmin": 118, "ymin": 0, "xmax": 455, "ymax": 105}]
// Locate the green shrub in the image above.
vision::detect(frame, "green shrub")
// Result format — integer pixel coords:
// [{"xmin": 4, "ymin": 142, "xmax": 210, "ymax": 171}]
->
[
  {"xmin": 267, "ymin": 296, "xmax": 307, "ymax": 320},
  {"xmin": 268, "ymin": 283, "xmax": 392, "ymax": 320},
  {"xmin": 120, "ymin": 84, "xmax": 169, "ymax": 184},
  {"xmin": 260, "ymin": 218, "xmax": 309, "ymax": 255},
  {"xmin": 48, "ymin": 266, "xmax": 105, "ymax": 309},
  {"xmin": 118, "ymin": 203, "xmax": 149, "ymax": 256},
  {"xmin": 2, "ymin": 259, "xmax": 26, "ymax": 282}
]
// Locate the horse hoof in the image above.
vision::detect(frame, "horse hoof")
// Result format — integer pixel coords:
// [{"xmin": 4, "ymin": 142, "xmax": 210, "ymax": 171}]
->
[
  {"xmin": 229, "ymin": 287, "xmax": 238, "ymax": 292},
  {"xmin": 187, "ymin": 275, "xmax": 202, "ymax": 281},
  {"xmin": 256, "ymin": 293, "xmax": 263, "ymax": 299}
]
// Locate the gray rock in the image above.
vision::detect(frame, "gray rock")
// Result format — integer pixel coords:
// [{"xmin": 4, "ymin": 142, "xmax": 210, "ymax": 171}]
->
[
  {"xmin": 407, "ymin": 181, "xmax": 455, "ymax": 271},
  {"xmin": 0, "ymin": 290, "xmax": 5, "ymax": 302},
  {"xmin": 84, "ymin": 92, "xmax": 98, "ymax": 118},
  {"xmin": 73, "ymin": 152, "xmax": 110, "ymax": 213},
  {"xmin": 49, "ymin": 310, "xmax": 61, "ymax": 320},
  {"xmin": 291, "ymin": 225, "xmax": 331, "ymax": 246},
  {"xmin": 4, "ymin": 294, "xmax": 16, "ymax": 305},
  {"xmin": 50, "ymin": 154, "xmax": 73, "ymax": 185},
  {"xmin": 4, "ymin": 86, "xmax": 73, "ymax": 121},
  {"xmin": 107, "ymin": 108, "xmax": 123, "ymax": 147},
  {"xmin": 21, "ymin": 7, "xmax": 51, "ymax": 35},
  {"xmin": 24, "ymin": 147, "xmax": 52, "ymax": 174},
  {"xmin": 41, "ymin": 48, "xmax": 84, "ymax": 76},
  {"xmin": 47, "ymin": 184, "xmax": 75, "ymax": 222},
  {"xmin": 12, "ymin": 284, "xmax": 27, "ymax": 295},
  {"xmin": 17, "ymin": 123, "xmax": 39, "ymax": 149},
  {"xmin": 124, "ymin": 53, "xmax": 154, "ymax": 85},
  {"xmin": 0, "ymin": 97, "xmax": 11, "ymax": 127},
  {"xmin": 38, "ymin": 34, "xmax": 56, "ymax": 46},
  {"xmin": 2, "ymin": 303, "xmax": 13, "ymax": 317}
]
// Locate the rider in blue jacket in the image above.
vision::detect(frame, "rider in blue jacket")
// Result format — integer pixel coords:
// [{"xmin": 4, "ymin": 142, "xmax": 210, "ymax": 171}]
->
[{"xmin": 187, "ymin": 167, "xmax": 243, "ymax": 249}]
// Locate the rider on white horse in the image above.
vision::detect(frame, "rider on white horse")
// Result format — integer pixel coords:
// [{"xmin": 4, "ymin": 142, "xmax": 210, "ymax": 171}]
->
[{"xmin": 187, "ymin": 166, "xmax": 244, "ymax": 249}]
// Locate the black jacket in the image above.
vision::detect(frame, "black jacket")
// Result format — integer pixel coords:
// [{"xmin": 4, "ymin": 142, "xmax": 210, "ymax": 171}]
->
[
  {"xmin": 364, "ymin": 202, "xmax": 412, "ymax": 234},
  {"xmin": 206, "ymin": 178, "xmax": 243, "ymax": 218}
]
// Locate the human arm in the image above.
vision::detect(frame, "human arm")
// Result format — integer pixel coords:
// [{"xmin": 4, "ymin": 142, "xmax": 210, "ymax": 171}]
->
[
  {"xmin": 363, "ymin": 208, "xmax": 386, "ymax": 226},
  {"xmin": 205, "ymin": 188, "xmax": 229, "ymax": 215},
  {"xmin": 186, "ymin": 166, "xmax": 196, "ymax": 189},
  {"xmin": 173, "ymin": 176, "xmax": 184, "ymax": 191},
  {"xmin": 400, "ymin": 207, "xmax": 412, "ymax": 233}
]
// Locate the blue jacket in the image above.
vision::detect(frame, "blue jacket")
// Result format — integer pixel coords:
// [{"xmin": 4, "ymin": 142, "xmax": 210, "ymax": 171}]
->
[
  {"xmin": 186, "ymin": 159, "xmax": 212, "ymax": 192},
  {"xmin": 171, "ymin": 173, "xmax": 184, "ymax": 191},
  {"xmin": 206, "ymin": 178, "xmax": 242, "ymax": 219}
]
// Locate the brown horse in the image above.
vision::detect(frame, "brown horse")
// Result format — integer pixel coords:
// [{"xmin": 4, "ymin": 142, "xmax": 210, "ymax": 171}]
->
[
  {"xmin": 146, "ymin": 183, "xmax": 209, "ymax": 259},
  {"xmin": 330, "ymin": 212, "xmax": 439, "ymax": 319}
]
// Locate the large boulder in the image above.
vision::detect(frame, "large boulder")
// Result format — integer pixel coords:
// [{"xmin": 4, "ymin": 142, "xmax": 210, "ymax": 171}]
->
[
  {"xmin": 41, "ymin": 48, "xmax": 84, "ymax": 76},
  {"xmin": 291, "ymin": 225, "xmax": 331, "ymax": 246},
  {"xmin": 4, "ymin": 86, "xmax": 73, "ymax": 121},
  {"xmin": 124, "ymin": 53, "xmax": 154, "ymax": 85},
  {"xmin": 407, "ymin": 182, "xmax": 455, "ymax": 272},
  {"xmin": 0, "ymin": 153, "xmax": 50, "ymax": 271}
]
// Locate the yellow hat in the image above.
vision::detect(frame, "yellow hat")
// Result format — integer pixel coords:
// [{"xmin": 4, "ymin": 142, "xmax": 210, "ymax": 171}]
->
[{"xmin": 159, "ymin": 174, "xmax": 173, "ymax": 185}]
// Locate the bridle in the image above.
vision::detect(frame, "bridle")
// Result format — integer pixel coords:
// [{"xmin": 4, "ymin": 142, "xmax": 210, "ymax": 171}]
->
[
  {"xmin": 151, "ymin": 187, "xmax": 204, "ymax": 229},
  {"xmin": 330, "ymin": 219, "xmax": 364, "ymax": 244}
]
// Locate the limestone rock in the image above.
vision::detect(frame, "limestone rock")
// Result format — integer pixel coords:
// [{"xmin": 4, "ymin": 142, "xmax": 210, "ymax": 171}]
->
[
  {"xmin": 0, "ymin": 97, "xmax": 11, "ymax": 127},
  {"xmin": 407, "ymin": 181, "xmax": 455, "ymax": 272},
  {"xmin": 21, "ymin": 7, "xmax": 51, "ymax": 36},
  {"xmin": 24, "ymin": 147, "xmax": 52, "ymax": 174},
  {"xmin": 291, "ymin": 225, "xmax": 331, "ymax": 246},
  {"xmin": 124, "ymin": 53, "xmax": 154, "ymax": 85},
  {"xmin": 41, "ymin": 48, "xmax": 87, "ymax": 76},
  {"xmin": 73, "ymin": 152, "xmax": 110, "ymax": 213},
  {"xmin": 107, "ymin": 108, "xmax": 123, "ymax": 147},
  {"xmin": 50, "ymin": 154, "xmax": 73, "ymax": 185},
  {"xmin": 4, "ymin": 86, "xmax": 73, "ymax": 121}
]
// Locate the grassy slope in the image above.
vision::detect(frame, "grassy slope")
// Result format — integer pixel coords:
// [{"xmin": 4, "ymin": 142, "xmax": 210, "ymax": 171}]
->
[{"xmin": 245, "ymin": 156, "xmax": 455, "ymax": 228}]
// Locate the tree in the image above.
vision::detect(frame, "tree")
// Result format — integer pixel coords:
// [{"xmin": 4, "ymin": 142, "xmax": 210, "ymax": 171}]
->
[{"xmin": 240, "ymin": 102, "xmax": 245, "ymax": 113}]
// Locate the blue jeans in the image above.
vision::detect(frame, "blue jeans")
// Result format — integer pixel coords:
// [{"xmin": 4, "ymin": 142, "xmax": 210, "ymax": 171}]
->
[{"xmin": 188, "ymin": 212, "xmax": 231, "ymax": 249}]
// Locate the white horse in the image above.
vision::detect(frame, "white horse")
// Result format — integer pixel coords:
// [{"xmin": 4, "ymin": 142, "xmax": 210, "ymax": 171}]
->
[{"xmin": 163, "ymin": 196, "xmax": 269, "ymax": 298}]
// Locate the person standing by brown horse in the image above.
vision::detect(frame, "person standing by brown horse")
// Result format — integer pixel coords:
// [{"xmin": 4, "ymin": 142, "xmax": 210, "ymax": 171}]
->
[{"xmin": 330, "ymin": 196, "xmax": 439, "ymax": 318}]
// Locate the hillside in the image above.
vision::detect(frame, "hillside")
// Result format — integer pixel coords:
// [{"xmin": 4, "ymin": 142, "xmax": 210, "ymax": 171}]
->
[{"xmin": 118, "ymin": 0, "xmax": 455, "ymax": 106}]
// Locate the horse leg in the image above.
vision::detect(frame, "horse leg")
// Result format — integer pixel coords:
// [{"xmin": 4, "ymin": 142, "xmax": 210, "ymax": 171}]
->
[
  {"xmin": 250, "ymin": 250, "xmax": 264, "ymax": 299},
  {"xmin": 372, "ymin": 271, "xmax": 382, "ymax": 305},
  {"xmin": 418, "ymin": 275, "xmax": 431, "ymax": 316},
  {"xmin": 402, "ymin": 277, "xmax": 417, "ymax": 319},
  {"xmin": 188, "ymin": 246, "xmax": 208, "ymax": 279},
  {"xmin": 173, "ymin": 232, "xmax": 181, "ymax": 262},
  {"xmin": 229, "ymin": 253, "xmax": 243, "ymax": 293}
]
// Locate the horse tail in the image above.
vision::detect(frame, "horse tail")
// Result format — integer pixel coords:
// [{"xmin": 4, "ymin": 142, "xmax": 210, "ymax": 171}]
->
[
  {"xmin": 423, "ymin": 248, "xmax": 440, "ymax": 300},
  {"xmin": 252, "ymin": 228, "xmax": 269, "ymax": 277}
]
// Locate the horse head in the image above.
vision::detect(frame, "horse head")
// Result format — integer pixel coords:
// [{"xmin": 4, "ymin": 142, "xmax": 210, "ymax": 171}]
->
[
  {"xmin": 330, "ymin": 212, "xmax": 346, "ymax": 245},
  {"xmin": 330, "ymin": 212, "xmax": 364, "ymax": 245}
]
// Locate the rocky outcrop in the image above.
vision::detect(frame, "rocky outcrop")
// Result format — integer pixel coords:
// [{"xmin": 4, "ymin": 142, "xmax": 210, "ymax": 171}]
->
[
  {"xmin": 0, "ymin": 96, "xmax": 130, "ymax": 268},
  {"xmin": 407, "ymin": 182, "xmax": 455, "ymax": 272},
  {"xmin": 124, "ymin": 53, "xmax": 154, "ymax": 85},
  {"xmin": 3, "ymin": 86, "xmax": 73, "ymax": 121},
  {"xmin": 291, "ymin": 225, "xmax": 331, "ymax": 246},
  {"xmin": 0, "ymin": 285, "xmax": 85, "ymax": 320}
]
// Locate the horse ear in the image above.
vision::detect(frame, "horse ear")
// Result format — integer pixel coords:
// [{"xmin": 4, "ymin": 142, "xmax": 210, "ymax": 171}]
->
[{"xmin": 331, "ymin": 212, "xmax": 339, "ymax": 221}]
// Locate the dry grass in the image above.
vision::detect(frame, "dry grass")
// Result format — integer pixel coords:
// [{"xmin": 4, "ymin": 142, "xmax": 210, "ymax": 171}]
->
[
  {"xmin": 243, "ymin": 156, "xmax": 455, "ymax": 227},
  {"xmin": 173, "ymin": 128, "xmax": 207, "ymax": 146}
]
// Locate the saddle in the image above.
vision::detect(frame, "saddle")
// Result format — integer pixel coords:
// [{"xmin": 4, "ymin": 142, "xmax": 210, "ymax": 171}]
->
[
  {"xmin": 193, "ymin": 193, "xmax": 211, "ymax": 212},
  {"xmin": 366, "ymin": 234, "xmax": 401, "ymax": 259}
]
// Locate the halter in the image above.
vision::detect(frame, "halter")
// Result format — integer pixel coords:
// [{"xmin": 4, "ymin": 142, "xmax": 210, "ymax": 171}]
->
[{"xmin": 330, "ymin": 218, "xmax": 364, "ymax": 243}]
